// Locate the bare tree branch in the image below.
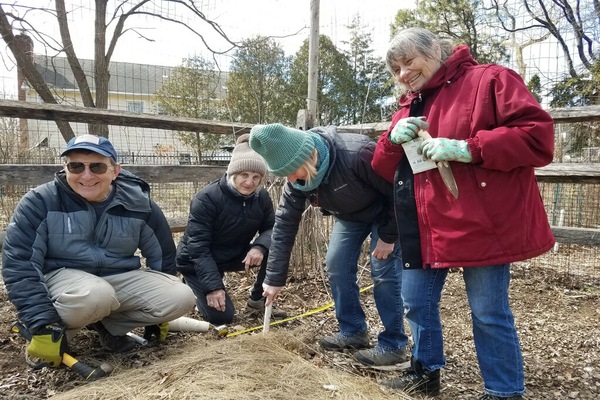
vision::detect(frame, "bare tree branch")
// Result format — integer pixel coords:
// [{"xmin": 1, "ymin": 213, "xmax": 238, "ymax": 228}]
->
[
  {"xmin": 552, "ymin": 0, "xmax": 595, "ymax": 69},
  {"xmin": 488, "ymin": 0, "xmax": 579, "ymax": 77},
  {"xmin": 0, "ymin": 3, "xmax": 75, "ymax": 141},
  {"xmin": 55, "ymin": 0, "xmax": 94, "ymax": 107}
]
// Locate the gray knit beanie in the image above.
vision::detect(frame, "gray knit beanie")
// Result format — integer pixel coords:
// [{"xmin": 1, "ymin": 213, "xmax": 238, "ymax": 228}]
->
[
  {"xmin": 248, "ymin": 123, "xmax": 315, "ymax": 177},
  {"xmin": 226, "ymin": 134, "xmax": 267, "ymax": 177}
]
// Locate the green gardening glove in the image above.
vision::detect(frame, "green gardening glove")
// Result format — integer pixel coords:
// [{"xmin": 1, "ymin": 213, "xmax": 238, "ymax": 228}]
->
[
  {"xmin": 143, "ymin": 322, "xmax": 169, "ymax": 343},
  {"xmin": 418, "ymin": 138, "xmax": 472, "ymax": 163},
  {"xmin": 390, "ymin": 117, "xmax": 430, "ymax": 144},
  {"xmin": 27, "ymin": 325, "xmax": 68, "ymax": 367}
]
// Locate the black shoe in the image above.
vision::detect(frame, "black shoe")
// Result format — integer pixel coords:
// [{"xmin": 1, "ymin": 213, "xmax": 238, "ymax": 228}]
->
[
  {"xmin": 246, "ymin": 298, "xmax": 288, "ymax": 319},
  {"xmin": 89, "ymin": 322, "xmax": 136, "ymax": 353},
  {"xmin": 479, "ymin": 395, "xmax": 524, "ymax": 400},
  {"xmin": 381, "ymin": 357, "xmax": 441, "ymax": 396}
]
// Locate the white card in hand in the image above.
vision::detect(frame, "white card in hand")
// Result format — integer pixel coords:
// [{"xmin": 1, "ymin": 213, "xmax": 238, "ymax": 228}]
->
[{"xmin": 401, "ymin": 137, "xmax": 437, "ymax": 174}]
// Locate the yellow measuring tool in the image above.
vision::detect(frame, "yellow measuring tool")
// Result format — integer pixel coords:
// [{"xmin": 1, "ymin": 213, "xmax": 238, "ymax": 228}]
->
[{"xmin": 226, "ymin": 284, "xmax": 374, "ymax": 338}]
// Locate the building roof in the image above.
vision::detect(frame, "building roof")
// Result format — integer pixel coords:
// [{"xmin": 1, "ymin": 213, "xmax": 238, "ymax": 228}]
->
[{"xmin": 33, "ymin": 55, "xmax": 228, "ymax": 97}]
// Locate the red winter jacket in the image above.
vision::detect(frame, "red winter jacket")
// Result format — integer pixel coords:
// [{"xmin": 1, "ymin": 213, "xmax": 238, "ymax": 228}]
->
[{"xmin": 372, "ymin": 45, "xmax": 555, "ymax": 269}]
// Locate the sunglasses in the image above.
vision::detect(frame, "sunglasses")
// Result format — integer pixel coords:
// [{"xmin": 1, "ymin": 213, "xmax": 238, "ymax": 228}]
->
[{"xmin": 65, "ymin": 161, "xmax": 112, "ymax": 174}]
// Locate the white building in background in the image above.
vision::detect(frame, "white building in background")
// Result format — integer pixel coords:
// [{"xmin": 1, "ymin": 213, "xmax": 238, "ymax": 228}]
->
[{"xmin": 15, "ymin": 34, "xmax": 231, "ymax": 165}]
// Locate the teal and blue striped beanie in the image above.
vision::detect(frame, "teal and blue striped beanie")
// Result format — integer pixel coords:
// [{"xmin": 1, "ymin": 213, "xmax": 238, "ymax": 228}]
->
[{"xmin": 249, "ymin": 123, "xmax": 315, "ymax": 177}]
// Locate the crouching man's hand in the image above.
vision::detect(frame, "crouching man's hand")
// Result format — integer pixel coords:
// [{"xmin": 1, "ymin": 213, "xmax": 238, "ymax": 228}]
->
[{"xmin": 27, "ymin": 324, "xmax": 68, "ymax": 367}]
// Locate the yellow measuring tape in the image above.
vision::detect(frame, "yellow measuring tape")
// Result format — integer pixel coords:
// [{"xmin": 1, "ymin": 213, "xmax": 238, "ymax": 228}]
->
[{"xmin": 226, "ymin": 284, "xmax": 374, "ymax": 338}]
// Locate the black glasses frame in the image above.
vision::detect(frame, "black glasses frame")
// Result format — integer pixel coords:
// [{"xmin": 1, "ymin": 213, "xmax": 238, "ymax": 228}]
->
[{"xmin": 65, "ymin": 161, "xmax": 111, "ymax": 174}]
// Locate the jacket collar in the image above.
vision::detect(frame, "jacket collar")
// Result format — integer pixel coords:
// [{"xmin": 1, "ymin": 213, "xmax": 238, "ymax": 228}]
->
[{"xmin": 55, "ymin": 169, "xmax": 152, "ymax": 213}]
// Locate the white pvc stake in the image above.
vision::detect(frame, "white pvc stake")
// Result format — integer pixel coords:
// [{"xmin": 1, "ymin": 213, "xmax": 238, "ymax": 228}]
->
[
  {"xmin": 263, "ymin": 303, "xmax": 273, "ymax": 334},
  {"xmin": 126, "ymin": 332, "xmax": 148, "ymax": 346}
]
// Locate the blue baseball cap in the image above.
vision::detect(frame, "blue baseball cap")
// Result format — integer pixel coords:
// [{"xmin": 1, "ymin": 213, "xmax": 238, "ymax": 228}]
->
[{"xmin": 61, "ymin": 134, "xmax": 118, "ymax": 162}]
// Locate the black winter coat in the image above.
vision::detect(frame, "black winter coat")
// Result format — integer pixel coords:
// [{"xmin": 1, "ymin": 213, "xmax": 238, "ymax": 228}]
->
[
  {"xmin": 176, "ymin": 174, "xmax": 275, "ymax": 295},
  {"xmin": 265, "ymin": 126, "xmax": 397, "ymax": 287}
]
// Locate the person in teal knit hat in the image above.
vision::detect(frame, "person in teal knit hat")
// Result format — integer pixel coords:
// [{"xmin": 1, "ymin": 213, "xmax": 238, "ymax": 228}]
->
[{"xmin": 249, "ymin": 123, "xmax": 409, "ymax": 370}]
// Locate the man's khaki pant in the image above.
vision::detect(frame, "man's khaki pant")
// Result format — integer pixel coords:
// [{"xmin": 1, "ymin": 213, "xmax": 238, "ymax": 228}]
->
[{"xmin": 45, "ymin": 268, "xmax": 195, "ymax": 338}]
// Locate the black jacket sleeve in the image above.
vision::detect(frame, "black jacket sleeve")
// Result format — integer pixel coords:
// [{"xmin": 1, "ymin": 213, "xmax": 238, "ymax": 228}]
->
[
  {"xmin": 140, "ymin": 200, "xmax": 177, "ymax": 275},
  {"xmin": 264, "ymin": 183, "xmax": 308, "ymax": 287},
  {"xmin": 185, "ymin": 191, "xmax": 225, "ymax": 294},
  {"xmin": 355, "ymin": 142, "xmax": 398, "ymax": 244}
]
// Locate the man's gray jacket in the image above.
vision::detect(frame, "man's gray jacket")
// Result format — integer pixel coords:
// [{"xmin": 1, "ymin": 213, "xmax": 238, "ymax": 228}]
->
[{"xmin": 1, "ymin": 169, "xmax": 176, "ymax": 332}]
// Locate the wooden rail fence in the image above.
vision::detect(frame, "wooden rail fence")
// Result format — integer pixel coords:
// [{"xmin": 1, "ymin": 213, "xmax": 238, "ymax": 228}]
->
[{"xmin": 0, "ymin": 163, "xmax": 598, "ymax": 248}]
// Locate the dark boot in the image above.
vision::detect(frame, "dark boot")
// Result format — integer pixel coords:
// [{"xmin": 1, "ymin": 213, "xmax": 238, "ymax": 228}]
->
[
  {"xmin": 246, "ymin": 298, "xmax": 288, "ymax": 319},
  {"xmin": 89, "ymin": 322, "xmax": 136, "ymax": 353},
  {"xmin": 381, "ymin": 357, "xmax": 441, "ymax": 396},
  {"xmin": 318, "ymin": 331, "xmax": 370, "ymax": 351}
]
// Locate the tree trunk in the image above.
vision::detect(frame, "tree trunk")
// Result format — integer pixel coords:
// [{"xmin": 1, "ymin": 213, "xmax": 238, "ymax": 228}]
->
[{"xmin": 0, "ymin": 5, "xmax": 75, "ymax": 143}]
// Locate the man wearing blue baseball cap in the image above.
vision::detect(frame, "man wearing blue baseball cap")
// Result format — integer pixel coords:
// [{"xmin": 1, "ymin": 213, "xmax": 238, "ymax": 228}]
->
[{"xmin": 2, "ymin": 134, "xmax": 195, "ymax": 370}]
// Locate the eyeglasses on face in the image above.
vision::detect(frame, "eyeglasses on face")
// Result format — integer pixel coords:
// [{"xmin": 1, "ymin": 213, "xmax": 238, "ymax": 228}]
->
[{"xmin": 65, "ymin": 161, "xmax": 112, "ymax": 174}]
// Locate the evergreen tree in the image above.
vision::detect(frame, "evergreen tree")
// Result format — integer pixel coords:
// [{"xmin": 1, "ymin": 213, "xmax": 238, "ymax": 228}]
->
[
  {"xmin": 226, "ymin": 36, "xmax": 290, "ymax": 124},
  {"xmin": 343, "ymin": 16, "xmax": 395, "ymax": 124},
  {"xmin": 154, "ymin": 57, "xmax": 227, "ymax": 160}
]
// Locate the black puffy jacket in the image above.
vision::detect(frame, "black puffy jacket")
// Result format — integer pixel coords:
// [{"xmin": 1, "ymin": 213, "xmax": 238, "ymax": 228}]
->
[
  {"xmin": 265, "ymin": 126, "xmax": 397, "ymax": 287},
  {"xmin": 176, "ymin": 174, "xmax": 275, "ymax": 294}
]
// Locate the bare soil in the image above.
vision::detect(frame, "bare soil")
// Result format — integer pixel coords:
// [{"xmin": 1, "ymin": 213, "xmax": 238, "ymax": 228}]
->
[{"xmin": 1, "ymin": 262, "xmax": 599, "ymax": 399}]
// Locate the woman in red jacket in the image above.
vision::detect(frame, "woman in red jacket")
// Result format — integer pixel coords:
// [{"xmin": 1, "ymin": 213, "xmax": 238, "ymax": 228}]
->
[{"xmin": 371, "ymin": 27, "xmax": 555, "ymax": 400}]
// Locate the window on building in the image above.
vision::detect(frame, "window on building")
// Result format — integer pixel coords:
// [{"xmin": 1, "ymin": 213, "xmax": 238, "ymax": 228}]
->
[{"xmin": 126, "ymin": 101, "xmax": 144, "ymax": 113}]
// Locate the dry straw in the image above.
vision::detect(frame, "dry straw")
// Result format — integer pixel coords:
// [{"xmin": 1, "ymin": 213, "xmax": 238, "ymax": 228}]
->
[{"xmin": 51, "ymin": 329, "xmax": 413, "ymax": 400}]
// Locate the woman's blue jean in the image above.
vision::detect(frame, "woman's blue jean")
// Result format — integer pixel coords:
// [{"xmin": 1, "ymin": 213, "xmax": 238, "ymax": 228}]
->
[
  {"xmin": 402, "ymin": 264, "xmax": 524, "ymax": 397},
  {"xmin": 326, "ymin": 218, "xmax": 407, "ymax": 350}
]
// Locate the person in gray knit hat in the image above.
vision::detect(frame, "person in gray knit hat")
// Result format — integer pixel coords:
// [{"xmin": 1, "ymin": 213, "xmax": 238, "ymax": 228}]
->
[
  {"xmin": 226, "ymin": 133, "xmax": 267, "ymax": 177},
  {"xmin": 249, "ymin": 123, "xmax": 409, "ymax": 371},
  {"xmin": 176, "ymin": 134, "xmax": 287, "ymax": 325}
]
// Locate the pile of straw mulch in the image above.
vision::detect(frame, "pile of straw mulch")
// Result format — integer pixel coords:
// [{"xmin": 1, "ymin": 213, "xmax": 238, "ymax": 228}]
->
[{"xmin": 51, "ymin": 328, "xmax": 413, "ymax": 400}]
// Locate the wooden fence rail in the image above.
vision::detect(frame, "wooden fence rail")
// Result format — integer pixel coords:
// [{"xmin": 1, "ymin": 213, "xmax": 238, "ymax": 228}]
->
[
  {"xmin": 1, "ymin": 99, "xmax": 600, "ymax": 137},
  {"xmin": 0, "ymin": 163, "xmax": 599, "ymax": 248}
]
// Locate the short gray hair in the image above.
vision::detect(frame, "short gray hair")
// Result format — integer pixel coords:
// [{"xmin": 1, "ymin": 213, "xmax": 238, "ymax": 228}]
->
[{"xmin": 386, "ymin": 27, "xmax": 453, "ymax": 73}]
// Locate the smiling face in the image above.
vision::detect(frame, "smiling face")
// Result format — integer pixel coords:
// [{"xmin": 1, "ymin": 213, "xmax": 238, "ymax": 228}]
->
[
  {"xmin": 233, "ymin": 171, "xmax": 263, "ymax": 195},
  {"xmin": 64, "ymin": 151, "xmax": 120, "ymax": 202},
  {"xmin": 389, "ymin": 51, "xmax": 443, "ymax": 92}
]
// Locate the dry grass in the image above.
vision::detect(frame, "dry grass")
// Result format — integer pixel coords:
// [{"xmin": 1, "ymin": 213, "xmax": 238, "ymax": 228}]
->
[{"xmin": 50, "ymin": 330, "xmax": 412, "ymax": 400}]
